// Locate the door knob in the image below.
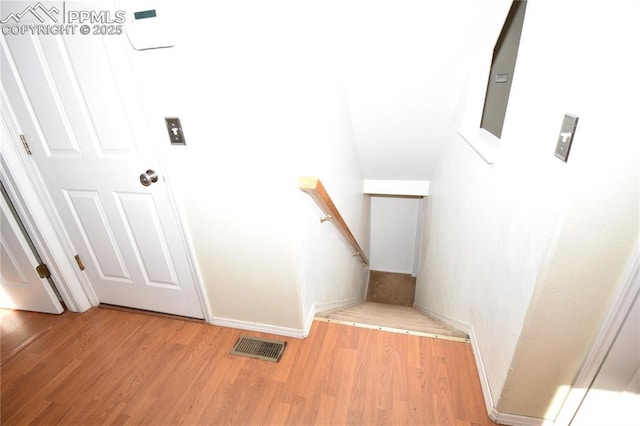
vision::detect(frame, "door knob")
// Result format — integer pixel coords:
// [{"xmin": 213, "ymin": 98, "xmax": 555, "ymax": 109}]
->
[{"xmin": 139, "ymin": 169, "xmax": 158, "ymax": 187}]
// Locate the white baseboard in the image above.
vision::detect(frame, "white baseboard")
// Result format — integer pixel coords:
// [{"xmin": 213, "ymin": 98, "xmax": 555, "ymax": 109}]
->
[
  {"xmin": 369, "ymin": 268, "xmax": 414, "ymax": 275},
  {"xmin": 469, "ymin": 327, "xmax": 550, "ymax": 425},
  {"xmin": 413, "ymin": 304, "xmax": 550, "ymax": 426},
  {"xmin": 210, "ymin": 297, "xmax": 364, "ymax": 340},
  {"xmin": 413, "ymin": 303, "xmax": 472, "ymax": 334},
  {"xmin": 493, "ymin": 412, "xmax": 551, "ymax": 426},
  {"xmin": 303, "ymin": 297, "xmax": 363, "ymax": 335},
  {"xmin": 211, "ymin": 317, "xmax": 308, "ymax": 339},
  {"xmin": 313, "ymin": 298, "xmax": 363, "ymax": 315},
  {"xmin": 467, "ymin": 326, "xmax": 496, "ymax": 420}
]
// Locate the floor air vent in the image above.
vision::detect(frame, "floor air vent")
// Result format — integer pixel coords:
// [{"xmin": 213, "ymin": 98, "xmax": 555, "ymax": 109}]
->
[{"xmin": 230, "ymin": 336, "xmax": 286, "ymax": 362}]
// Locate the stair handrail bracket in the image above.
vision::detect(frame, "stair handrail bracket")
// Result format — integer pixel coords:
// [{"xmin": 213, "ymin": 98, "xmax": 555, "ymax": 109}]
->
[{"xmin": 299, "ymin": 176, "xmax": 369, "ymax": 266}]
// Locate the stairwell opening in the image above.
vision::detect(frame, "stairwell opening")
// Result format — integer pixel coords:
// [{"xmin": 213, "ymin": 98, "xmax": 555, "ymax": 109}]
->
[
  {"xmin": 315, "ymin": 192, "xmax": 468, "ymax": 341},
  {"xmin": 367, "ymin": 194, "xmax": 424, "ymax": 304}
]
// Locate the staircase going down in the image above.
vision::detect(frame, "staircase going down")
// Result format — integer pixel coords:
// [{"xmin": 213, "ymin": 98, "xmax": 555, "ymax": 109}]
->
[{"xmin": 315, "ymin": 271, "xmax": 469, "ymax": 342}]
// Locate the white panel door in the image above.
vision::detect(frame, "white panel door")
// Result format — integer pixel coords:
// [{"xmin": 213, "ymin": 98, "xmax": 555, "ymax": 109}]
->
[
  {"xmin": 0, "ymin": 4, "xmax": 203, "ymax": 318},
  {"xmin": 1, "ymin": 189, "xmax": 64, "ymax": 314}
]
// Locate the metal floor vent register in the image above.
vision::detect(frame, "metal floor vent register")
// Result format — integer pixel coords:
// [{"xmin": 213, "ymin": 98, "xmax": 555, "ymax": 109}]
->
[{"xmin": 230, "ymin": 336, "xmax": 287, "ymax": 362}]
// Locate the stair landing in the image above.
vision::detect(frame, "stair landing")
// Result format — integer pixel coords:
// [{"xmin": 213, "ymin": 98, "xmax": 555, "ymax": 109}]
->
[{"xmin": 366, "ymin": 270, "xmax": 415, "ymax": 306}]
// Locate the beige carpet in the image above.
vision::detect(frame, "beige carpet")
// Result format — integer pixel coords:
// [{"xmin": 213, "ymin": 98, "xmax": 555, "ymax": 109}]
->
[
  {"xmin": 366, "ymin": 271, "xmax": 416, "ymax": 306},
  {"xmin": 316, "ymin": 302, "xmax": 468, "ymax": 341}
]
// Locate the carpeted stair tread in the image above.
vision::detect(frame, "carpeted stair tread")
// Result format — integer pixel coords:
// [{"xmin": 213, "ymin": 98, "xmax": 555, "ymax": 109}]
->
[{"xmin": 366, "ymin": 271, "xmax": 416, "ymax": 306}]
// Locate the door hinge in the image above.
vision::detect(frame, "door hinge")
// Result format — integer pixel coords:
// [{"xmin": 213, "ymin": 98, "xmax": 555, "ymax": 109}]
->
[
  {"xmin": 74, "ymin": 254, "xmax": 85, "ymax": 271},
  {"xmin": 36, "ymin": 263, "xmax": 51, "ymax": 278},
  {"xmin": 20, "ymin": 134, "xmax": 32, "ymax": 155}
]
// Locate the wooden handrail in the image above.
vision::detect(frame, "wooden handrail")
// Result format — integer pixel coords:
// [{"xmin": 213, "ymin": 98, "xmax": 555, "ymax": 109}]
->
[{"xmin": 299, "ymin": 177, "xmax": 369, "ymax": 265}]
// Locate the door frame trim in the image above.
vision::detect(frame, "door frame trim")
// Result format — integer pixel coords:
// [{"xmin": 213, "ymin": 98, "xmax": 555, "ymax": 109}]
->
[
  {"xmin": 1, "ymin": 88, "xmax": 94, "ymax": 312},
  {"xmin": 160, "ymin": 180, "xmax": 214, "ymax": 323},
  {"xmin": 554, "ymin": 240, "xmax": 640, "ymax": 424}
]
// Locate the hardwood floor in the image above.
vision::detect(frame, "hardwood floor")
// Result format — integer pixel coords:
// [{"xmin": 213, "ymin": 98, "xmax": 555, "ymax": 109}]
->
[
  {"xmin": 1, "ymin": 309, "xmax": 65, "ymax": 365},
  {"xmin": 1, "ymin": 308, "xmax": 494, "ymax": 425}
]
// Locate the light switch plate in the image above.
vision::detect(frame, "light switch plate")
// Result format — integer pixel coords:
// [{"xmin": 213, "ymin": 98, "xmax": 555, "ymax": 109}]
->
[
  {"xmin": 165, "ymin": 117, "xmax": 186, "ymax": 145},
  {"xmin": 554, "ymin": 113, "xmax": 578, "ymax": 162}
]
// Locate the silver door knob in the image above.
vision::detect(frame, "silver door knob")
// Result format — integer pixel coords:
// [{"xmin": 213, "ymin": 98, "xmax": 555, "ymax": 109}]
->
[{"xmin": 139, "ymin": 169, "xmax": 158, "ymax": 187}]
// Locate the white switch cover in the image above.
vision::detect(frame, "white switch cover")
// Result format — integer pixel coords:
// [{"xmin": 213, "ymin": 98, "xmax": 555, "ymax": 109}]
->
[{"xmin": 555, "ymin": 114, "xmax": 579, "ymax": 162}]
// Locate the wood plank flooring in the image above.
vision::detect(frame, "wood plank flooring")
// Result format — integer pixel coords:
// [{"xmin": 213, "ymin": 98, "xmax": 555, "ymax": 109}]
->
[
  {"xmin": 1, "ymin": 308, "xmax": 494, "ymax": 425},
  {"xmin": 1, "ymin": 309, "xmax": 65, "ymax": 365}
]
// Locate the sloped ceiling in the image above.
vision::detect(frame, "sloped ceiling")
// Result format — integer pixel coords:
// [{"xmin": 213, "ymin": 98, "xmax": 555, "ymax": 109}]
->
[{"xmin": 340, "ymin": 1, "xmax": 503, "ymax": 181}]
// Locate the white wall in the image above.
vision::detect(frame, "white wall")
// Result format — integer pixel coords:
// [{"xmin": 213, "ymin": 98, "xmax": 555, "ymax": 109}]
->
[
  {"xmin": 341, "ymin": 0, "xmax": 496, "ymax": 181},
  {"xmin": 124, "ymin": 1, "xmax": 369, "ymax": 333},
  {"xmin": 369, "ymin": 196, "xmax": 420, "ymax": 274},
  {"xmin": 416, "ymin": 0, "xmax": 640, "ymax": 420},
  {"xmin": 571, "ymin": 282, "xmax": 640, "ymax": 425}
]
